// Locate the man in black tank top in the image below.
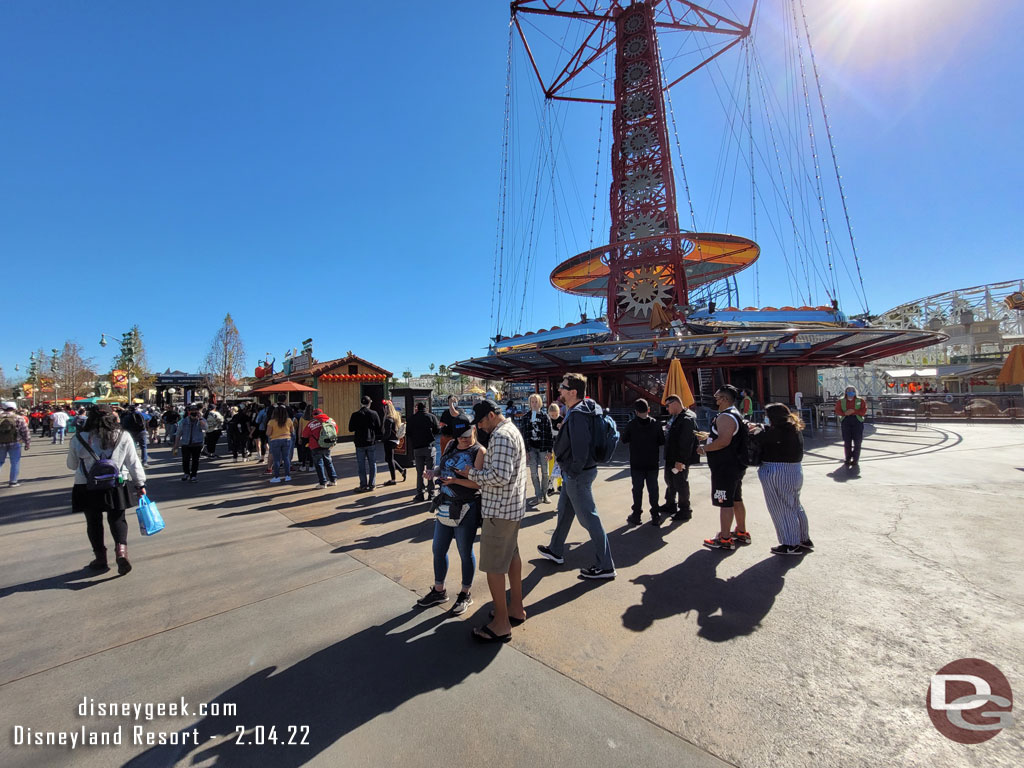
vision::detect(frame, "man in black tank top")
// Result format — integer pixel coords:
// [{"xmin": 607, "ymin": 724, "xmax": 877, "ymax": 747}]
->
[{"xmin": 697, "ymin": 385, "xmax": 750, "ymax": 551}]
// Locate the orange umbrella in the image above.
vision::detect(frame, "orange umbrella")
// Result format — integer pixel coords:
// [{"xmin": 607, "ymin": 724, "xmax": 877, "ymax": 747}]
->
[
  {"xmin": 661, "ymin": 358, "xmax": 695, "ymax": 408},
  {"xmin": 996, "ymin": 345, "xmax": 1024, "ymax": 386},
  {"xmin": 241, "ymin": 380, "xmax": 318, "ymax": 395}
]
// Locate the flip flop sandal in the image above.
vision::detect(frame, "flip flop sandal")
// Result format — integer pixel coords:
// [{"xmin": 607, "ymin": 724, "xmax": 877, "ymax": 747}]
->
[
  {"xmin": 489, "ymin": 609, "xmax": 526, "ymax": 626},
  {"xmin": 472, "ymin": 625, "xmax": 512, "ymax": 643}
]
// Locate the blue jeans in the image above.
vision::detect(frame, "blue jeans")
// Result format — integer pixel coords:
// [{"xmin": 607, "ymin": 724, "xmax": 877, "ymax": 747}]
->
[
  {"xmin": 432, "ymin": 501, "xmax": 481, "ymax": 587},
  {"xmin": 527, "ymin": 447, "xmax": 550, "ymax": 499},
  {"xmin": 356, "ymin": 444, "xmax": 377, "ymax": 488},
  {"xmin": 131, "ymin": 429, "xmax": 149, "ymax": 463},
  {"xmin": 413, "ymin": 445, "xmax": 435, "ymax": 495},
  {"xmin": 52, "ymin": 426, "xmax": 66, "ymax": 444},
  {"xmin": 0, "ymin": 442, "xmax": 23, "ymax": 484},
  {"xmin": 312, "ymin": 448, "xmax": 337, "ymax": 485},
  {"xmin": 548, "ymin": 466, "xmax": 614, "ymax": 571},
  {"xmin": 269, "ymin": 438, "xmax": 291, "ymax": 478}
]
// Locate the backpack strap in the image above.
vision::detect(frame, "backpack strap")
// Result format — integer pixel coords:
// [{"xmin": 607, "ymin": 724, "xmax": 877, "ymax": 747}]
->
[{"xmin": 77, "ymin": 431, "xmax": 100, "ymax": 462}]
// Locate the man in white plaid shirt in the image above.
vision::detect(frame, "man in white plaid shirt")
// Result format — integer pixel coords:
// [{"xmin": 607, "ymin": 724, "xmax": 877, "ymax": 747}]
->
[{"xmin": 460, "ymin": 400, "xmax": 527, "ymax": 643}]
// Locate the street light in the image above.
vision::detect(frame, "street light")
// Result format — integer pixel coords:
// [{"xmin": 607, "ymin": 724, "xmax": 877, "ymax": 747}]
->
[{"xmin": 98, "ymin": 329, "xmax": 141, "ymax": 404}]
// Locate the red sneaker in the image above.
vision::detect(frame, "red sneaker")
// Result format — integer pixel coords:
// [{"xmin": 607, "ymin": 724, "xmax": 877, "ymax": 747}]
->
[{"xmin": 703, "ymin": 534, "xmax": 736, "ymax": 551}]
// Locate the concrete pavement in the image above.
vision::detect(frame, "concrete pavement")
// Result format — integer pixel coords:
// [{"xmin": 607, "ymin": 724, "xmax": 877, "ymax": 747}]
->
[{"xmin": 1, "ymin": 421, "xmax": 1021, "ymax": 767}]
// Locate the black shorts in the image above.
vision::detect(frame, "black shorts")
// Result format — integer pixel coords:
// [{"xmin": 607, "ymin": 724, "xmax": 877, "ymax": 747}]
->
[{"xmin": 710, "ymin": 465, "xmax": 745, "ymax": 508}]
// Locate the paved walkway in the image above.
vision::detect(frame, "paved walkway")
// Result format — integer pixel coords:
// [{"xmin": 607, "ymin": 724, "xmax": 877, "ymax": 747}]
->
[{"xmin": 1, "ymin": 421, "xmax": 1021, "ymax": 767}]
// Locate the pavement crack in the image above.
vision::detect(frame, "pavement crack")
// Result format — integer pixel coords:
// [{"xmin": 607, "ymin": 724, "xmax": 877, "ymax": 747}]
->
[{"xmin": 883, "ymin": 494, "xmax": 1024, "ymax": 610}]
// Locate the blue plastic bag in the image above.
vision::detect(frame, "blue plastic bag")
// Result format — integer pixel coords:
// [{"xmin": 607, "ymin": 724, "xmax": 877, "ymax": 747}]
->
[{"xmin": 136, "ymin": 494, "xmax": 165, "ymax": 536}]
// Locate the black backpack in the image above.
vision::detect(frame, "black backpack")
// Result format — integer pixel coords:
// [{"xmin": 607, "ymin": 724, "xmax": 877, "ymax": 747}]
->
[
  {"xmin": 591, "ymin": 410, "xmax": 620, "ymax": 463},
  {"xmin": 0, "ymin": 415, "xmax": 18, "ymax": 444},
  {"xmin": 730, "ymin": 413, "xmax": 761, "ymax": 467},
  {"xmin": 77, "ymin": 432, "xmax": 124, "ymax": 490},
  {"xmin": 126, "ymin": 411, "xmax": 145, "ymax": 432}
]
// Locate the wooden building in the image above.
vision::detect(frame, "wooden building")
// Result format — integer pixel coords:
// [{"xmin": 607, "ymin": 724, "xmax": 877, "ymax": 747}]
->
[{"xmin": 256, "ymin": 352, "xmax": 392, "ymax": 439}]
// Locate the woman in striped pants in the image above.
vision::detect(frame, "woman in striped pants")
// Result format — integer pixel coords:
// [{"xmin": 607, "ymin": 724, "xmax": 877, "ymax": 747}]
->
[{"xmin": 752, "ymin": 403, "xmax": 813, "ymax": 556}]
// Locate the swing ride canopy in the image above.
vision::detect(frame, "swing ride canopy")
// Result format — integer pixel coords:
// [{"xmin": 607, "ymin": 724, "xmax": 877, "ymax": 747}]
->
[{"xmin": 455, "ymin": 1, "xmax": 947, "ymax": 383}]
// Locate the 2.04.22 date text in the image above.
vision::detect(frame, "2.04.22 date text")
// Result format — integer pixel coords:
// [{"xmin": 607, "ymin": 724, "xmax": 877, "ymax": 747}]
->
[{"xmin": 233, "ymin": 725, "xmax": 309, "ymax": 745}]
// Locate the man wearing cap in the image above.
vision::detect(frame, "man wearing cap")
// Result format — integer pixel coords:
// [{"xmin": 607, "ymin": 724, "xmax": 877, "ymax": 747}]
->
[
  {"xmin": 662, "ymin": 394, "xmax": 700, "ymax": 522},
  {"xmin": 174, "ymin": 405, "xmax": 207, "ymax": 483},
  {"xmin": 0, "ymin": 402, "xmax": 31, "ymax": 487},
  {"xmin": 302, "ymin": 408, "xmax": 339, "ymax": 489},
  {"xmin": 407, "ymin": 401, "xmax": 441, "ymax": 502},
  {"xmin": 460, "ymin": 399, "xmax": 527, "ymax": 642}
]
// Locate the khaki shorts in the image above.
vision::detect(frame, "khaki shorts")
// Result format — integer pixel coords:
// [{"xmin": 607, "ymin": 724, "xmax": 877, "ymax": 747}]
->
[{"xmin": 479, "ymin": 517, "xmax": 522, "ymax": 574}]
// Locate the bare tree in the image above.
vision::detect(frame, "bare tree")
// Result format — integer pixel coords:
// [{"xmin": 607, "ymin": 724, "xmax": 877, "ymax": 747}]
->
[
  {"xmin": 54, "ymin": 341, "xmax": 97, "ymax": 398},
  {"xmin": 201, "ymin": 313, "xmax": 247, "ymax": 402}
]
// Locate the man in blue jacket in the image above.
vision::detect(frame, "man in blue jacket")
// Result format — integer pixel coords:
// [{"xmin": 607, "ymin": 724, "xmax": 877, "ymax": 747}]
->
[{"xmin": 537, "ymin": 372, "xmax": 615, "ymax": 580}]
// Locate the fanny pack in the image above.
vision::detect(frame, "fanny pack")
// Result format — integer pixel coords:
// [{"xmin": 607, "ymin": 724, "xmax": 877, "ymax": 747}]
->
[{"xmin": 431, "ymin": 495, "xmax": 478, "ymax": 528}]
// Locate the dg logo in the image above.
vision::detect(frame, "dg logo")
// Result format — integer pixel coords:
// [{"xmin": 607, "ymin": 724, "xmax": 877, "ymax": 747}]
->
[{"xmin": 927, "ymin": 658, "xmax": 1014, "ymax": 743}]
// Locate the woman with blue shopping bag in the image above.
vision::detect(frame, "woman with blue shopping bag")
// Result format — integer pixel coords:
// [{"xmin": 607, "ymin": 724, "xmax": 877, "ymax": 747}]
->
[{"xmin": 66, "ymin": 404, "xmax": 147, "ymax": 575}]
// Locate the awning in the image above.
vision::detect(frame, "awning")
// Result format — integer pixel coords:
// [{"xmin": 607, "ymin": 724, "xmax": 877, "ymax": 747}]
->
[{"xmin": 885, "ymin": 368, "xmax": 937, "ymax": 378}]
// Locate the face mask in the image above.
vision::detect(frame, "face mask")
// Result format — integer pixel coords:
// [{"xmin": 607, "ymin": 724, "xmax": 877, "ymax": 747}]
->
[{"xmin": 764, "ymin": 416, "xmax": 771, "ymax": 426}]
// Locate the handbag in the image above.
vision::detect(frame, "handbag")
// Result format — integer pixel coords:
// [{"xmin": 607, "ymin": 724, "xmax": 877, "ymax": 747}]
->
[{"xmin": 136, "ymin": 494, "xmax": 166, "ymax": 536}]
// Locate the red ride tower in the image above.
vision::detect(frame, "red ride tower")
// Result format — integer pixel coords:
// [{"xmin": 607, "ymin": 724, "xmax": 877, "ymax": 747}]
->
[{"xmin": 515, "ymin": 1, "xmax": 760, "ymax": 339}]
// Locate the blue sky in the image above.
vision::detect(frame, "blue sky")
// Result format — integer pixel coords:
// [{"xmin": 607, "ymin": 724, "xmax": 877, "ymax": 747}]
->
[{"xmin": 2, "ymin": 0, "xmax": 1021, "ymax": 381}]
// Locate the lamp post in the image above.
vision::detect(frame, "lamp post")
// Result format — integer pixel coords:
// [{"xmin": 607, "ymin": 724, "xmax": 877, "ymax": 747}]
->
[
  {"xmin": 51, "ymin": 348, "xmax": 59, "ymax": 404},
  {"xmin": 28, "ymin": 352, "xmax": 39, "ymax": 406},
  {"xmin": 100, "ymin": 329, "xmax": 141, "ymax": 404}
]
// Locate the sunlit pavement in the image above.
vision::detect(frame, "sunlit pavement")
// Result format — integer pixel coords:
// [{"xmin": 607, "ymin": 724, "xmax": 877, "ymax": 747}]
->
[{"xmin": 1, "ymin": 422, "xmax": 1022, "ymax": 767}]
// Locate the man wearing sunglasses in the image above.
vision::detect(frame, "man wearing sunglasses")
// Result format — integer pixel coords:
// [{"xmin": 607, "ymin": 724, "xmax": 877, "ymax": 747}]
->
[
  {"xmin": 698, "ymin": 384, "xmax": 750, "ymax": 550},
  {"xmin": 536, "ymin": 372, "xmax": 616, "ymax": 579}
]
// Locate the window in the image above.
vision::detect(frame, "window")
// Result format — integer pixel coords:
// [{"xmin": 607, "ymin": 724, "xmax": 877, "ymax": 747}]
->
[{"xmin": 348, "ymin": 365, "xmax": 358, "ymax": 375}]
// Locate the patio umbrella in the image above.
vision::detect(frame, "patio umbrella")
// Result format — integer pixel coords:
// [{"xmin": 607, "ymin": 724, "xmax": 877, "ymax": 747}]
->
[
  {"xmin": 243, "ymin": 380, "xmax": 318, "ymax": 395},
  {"xmin": 996, "ymin": 345, "xmax": 1024, "ymax": 386},
  {"xmin": 661, "ymin": 358, "xmax": 695, "ymax": 408}
]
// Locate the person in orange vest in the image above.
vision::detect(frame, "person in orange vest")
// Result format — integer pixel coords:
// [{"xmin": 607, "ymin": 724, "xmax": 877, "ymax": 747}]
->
[
  {"xmin": 740, "ymin": 390, "xmax": 754, "ymax": 419},
  {"xmin": 834, "ymin": 386, "xmax": 867, "ymax": 468}
]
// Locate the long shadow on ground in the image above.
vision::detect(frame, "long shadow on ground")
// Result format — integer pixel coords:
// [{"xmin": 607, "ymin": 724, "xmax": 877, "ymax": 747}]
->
[
  {"xmin": 622, "ymin": 550, "xmax": 802, "ymax": 642},
  {"xmin": 121, "ymin": 611, "xmax": 501, "ymax": 768}
]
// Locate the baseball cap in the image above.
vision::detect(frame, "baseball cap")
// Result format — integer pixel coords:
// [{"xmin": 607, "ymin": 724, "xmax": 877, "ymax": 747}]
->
[
  {"xmin": 452, "ymin": 421, "xmax": 474, "ymax": 439},
  {"xmin": 471, "ymin": 399, "xmax": 499, "ymax": 425},
  {"xmin": 1, "ymin": 401, "xmax": 15, "ymax": 411}
]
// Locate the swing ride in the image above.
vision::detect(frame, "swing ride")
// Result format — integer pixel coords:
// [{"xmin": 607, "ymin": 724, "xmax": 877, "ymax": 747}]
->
[{"xmin": 453, "ymin": 0, "xmax": 945, "ymax": 406}]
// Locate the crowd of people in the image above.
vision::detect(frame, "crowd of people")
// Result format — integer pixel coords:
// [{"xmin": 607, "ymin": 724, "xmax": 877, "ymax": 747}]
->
[{"xmin": 0, "ymin": 373, "xmax": 826, "ymax": 643}]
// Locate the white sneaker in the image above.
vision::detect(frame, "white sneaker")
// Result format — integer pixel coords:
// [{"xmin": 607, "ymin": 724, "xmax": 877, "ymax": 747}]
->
[
  {"xmin": 314, "ymin": 483, "xmax": 326, "ymax": 489},
  {"xmin": 326, "ymin": 480, "xmax": 336, "ymax": 487},
  {"xmin": 284, "ymin": 475, "xmax": 292, "ymax": 482},
  {"xmin": 270, "ymin": 477, "xmax": 282, "ymax": 484}
]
